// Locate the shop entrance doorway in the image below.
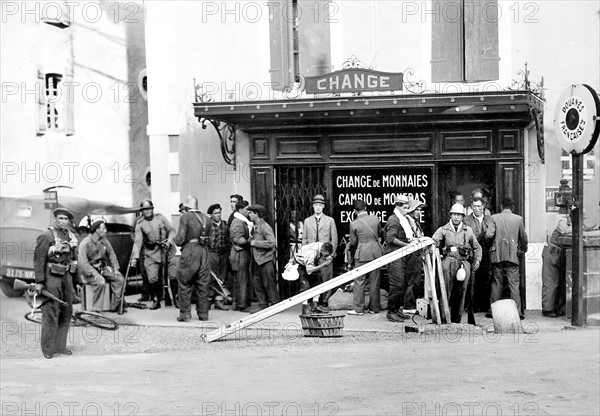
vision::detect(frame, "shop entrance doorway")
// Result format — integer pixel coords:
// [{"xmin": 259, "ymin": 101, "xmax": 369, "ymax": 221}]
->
[
  {"xmin": 438, "ymin": 163, "xmax": 496, "ymax": 228},
  {"xmin": 274, "ymin": 165, "xmax": 327, "ymax": 299}
]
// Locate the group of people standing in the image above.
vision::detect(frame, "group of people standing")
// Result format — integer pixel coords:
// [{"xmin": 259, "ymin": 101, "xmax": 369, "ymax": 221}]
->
[
  {"xmin": 343, "ymin": 188, "xmax": 529, "ymax": 324},
  {"xmin": 130, "ymin": 194, "xmax": 281, "ymax": 322}
]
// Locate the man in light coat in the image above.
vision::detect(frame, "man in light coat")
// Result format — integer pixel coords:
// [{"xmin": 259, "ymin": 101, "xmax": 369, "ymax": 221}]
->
[
  {"xmin": 485, "ymin": 197, "xmax": 528, "ymax": 319},
  {"xmin": 302, "ymin": 194, "xmax": 338, "ymax": 310},
  {"xmin": 432, "ymin": 203, "xmax": 482, "ymax": 323},
  {"xmin": 347, "ymin": 199, "xmax": 383, "ymax": 315}
]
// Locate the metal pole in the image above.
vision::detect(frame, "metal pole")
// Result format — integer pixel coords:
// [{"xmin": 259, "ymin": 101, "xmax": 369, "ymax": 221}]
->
[{"xmin": 571, "ymin": 153, "xmax": 584, "ymax": 326}]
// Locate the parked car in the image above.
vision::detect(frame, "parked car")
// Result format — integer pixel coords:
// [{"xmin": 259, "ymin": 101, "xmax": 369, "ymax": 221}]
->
[{"xmin": 0, "ymin": 194, "xmax": 141, "ymax": 297}]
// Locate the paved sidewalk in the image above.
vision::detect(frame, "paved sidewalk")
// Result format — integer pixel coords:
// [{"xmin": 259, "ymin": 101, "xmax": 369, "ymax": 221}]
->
[{"xmin": 106, "ymin": 294, "xmax": 591, "ymax": 341}]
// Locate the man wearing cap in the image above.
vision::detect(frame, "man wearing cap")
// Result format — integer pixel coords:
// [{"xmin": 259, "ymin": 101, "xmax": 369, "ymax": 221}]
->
[
  {"xmin": 485, "ymin": 197, "xmax": 528, "ymax": 319},
  {"xmin": 229, "ymin": 200, "xmax": 253, "ymax": 312},
  {"xmin": 206, "ymin": 203, "xmax": 231, "ymax": 310},
  {"xmin": 78, "ymin": 220, "xmax": 125, "ymax": 312},
  {"xmin": 33, "ymin": 208, "xmax": 78, "ymax": 359},
  {"xmin": 346, "ymin": 199, "xmax": 383, "ymax": 316},
  {"xmin": 302, "ymin": 194, "xmax": 338, "ymax": 310},
  {"xmin": 464, "ymin": 197, "xmax": 493, "ymax": 312},
  {"xmin": 383, "ymin": 195, "xmax": 414, "ymax": 322},
  {"xmin": 404, "ymin": 199, "xmax": 426, "ymax": 309},
  {"xmin": 174, "ymin": 195, "xmax": 211, "ymax": 321},
  {"xmin": 130, "ymin": 199, "xmax": 177, "ymax": 310},
  {"xmin": 432, "ymin": 203, "xmax": 482, "ymax": 323},
  {"xmin": 247, "ymin": 204, "xmax": 279, "ymax": 310}
]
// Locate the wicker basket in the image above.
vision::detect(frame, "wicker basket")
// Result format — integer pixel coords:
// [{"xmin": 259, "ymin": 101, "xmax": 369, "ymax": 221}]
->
[{"xmin": 299, "ymin": 313, "xmax": 345, "ymax": 338}]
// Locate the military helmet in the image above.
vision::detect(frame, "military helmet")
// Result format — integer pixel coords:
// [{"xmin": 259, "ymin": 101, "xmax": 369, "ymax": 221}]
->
[
  {"xmin": 449, "ymin": 203, "xmax": 465, "ymax": 216},
  {"xmin": 183, "ymin": 195, "xmax": 199, "ymax": 210},
  {"xmin": 139, "ymin": 199, "xmax": 154, "ymax": 210}
]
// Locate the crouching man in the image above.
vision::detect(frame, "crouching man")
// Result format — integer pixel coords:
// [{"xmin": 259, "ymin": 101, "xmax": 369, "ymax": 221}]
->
[
  {"xmin": 78, "ymin": 219, "xmax": 125, "ymax": 313},
  {"xmin": 294, "ymin": 242, "xmax": 334, "ymax": 314},
  {"xmin": 432, "ymin": 203, "xmax": 482, "ymax": 323}
]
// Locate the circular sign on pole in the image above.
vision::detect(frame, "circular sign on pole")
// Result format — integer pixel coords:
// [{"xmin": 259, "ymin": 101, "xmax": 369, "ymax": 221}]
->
[{"xmin": 554, "ymin": 84, "xmax": 600, "ymax": 154}]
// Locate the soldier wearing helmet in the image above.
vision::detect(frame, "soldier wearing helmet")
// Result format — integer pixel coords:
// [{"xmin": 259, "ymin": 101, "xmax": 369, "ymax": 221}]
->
[
  {"xmin": 174, "ymin": 195, "xmax": 212, "ymax": 321},
  {"xmin": 130, "ymin": 199, "xmax": 177, "ymax": 310},
  {"xmin": 432, "ymin": 203, "xmax": 482, "ymax": 323}
]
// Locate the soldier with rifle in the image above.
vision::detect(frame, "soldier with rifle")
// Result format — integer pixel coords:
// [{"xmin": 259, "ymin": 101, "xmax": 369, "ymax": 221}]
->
[
  {"xmin": 33, "ymin": 208, "xmax": 78, "ymax": 359},
  {"xmin": 129, "ymin": 199, "xmax": 177, "ymax": 310}
]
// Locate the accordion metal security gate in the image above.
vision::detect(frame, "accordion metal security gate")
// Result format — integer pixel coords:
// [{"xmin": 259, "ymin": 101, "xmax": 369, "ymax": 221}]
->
[{"xmin": 273, "ymin": 165, "xmax": 327, "ymax": 299}]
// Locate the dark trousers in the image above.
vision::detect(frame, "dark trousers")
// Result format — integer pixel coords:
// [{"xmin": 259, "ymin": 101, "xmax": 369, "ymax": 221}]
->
[
  {"xmin": 387, "ymin": 256, "xmax": 408, "ymax": 313},
  {"xmin": 231, "ymin": 249, "xmax": 250, "ymax": 309},
  {"xmin": 41, "ymin": 272, "xmax": 73, "ymax": 355},
  {"xmin": 441, "ymin": 255, "xmax": 471, "ymax": 323},
  {"xmin": 471, "ymin": 257, "xmax": 491, "ymax": 312},
  {"xmin": 177, "ymin": 244, "xmax": 211, "ymax": 319},
  {"xmin": 490, "ymin": 261, "xmax": 521, "ymax": 310},
  {"xmin": 404, "ymin": 253, "xmax": 423, "ymax": 309},
  {"xmin": 209, "ymin": 250, "xmax": 229, "ymax": 299},
  {"xmin": 318, "ymin": 261, "xmax": 333, "ymax": 305},
  {"xmin": 253, "ymin": 259, "xmax": 279, "ymax": 307},
  {"xmin": 542, "ymin": 246, "xmax": 566, "ymax": 314},
  {"xmin": 352, "ymin": 261, "xmax": 380, "ymax": 313}
]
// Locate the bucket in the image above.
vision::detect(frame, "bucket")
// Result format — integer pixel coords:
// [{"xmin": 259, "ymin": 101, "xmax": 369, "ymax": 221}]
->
[
  {"xmin": 299, "ymin": 313, "xmax": 345, "ymax": 338},
  {"xmin": 491, "ymin": 299, "xmax": 524, "ymax": 334}
]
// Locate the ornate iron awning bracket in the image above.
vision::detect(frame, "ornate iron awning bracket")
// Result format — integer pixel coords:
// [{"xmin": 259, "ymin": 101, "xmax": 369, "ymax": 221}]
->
[
  {"xmin": 508, "ymin": 63, "xmax": 545, "ymax": 163},
  {"xmin": 199, "ymin": 117, "xmax": 236, "ymax": 169},
  {"xmin": 194, "ymin": 78, "xmax": 236, "ymax": 169}
]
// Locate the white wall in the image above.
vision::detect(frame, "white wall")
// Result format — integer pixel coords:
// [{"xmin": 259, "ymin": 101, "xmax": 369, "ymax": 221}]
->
[{"xmin": 1, "ymin": 1, "xmax": 140, "ymax": 206}]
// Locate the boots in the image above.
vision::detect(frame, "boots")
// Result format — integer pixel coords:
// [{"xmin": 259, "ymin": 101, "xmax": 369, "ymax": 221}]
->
[
  {"xmin": 170, "ymin": 279, "xmax": 179, "ymax": 309},
  {"xmin": 149, "ymin": 282, "xmax": 161, "ymax": 310}
]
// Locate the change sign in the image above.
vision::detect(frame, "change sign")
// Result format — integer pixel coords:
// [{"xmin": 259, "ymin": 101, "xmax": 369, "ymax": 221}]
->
[{"xmin": 331, "ymin": 167, "xmax": 433, "ymax": 247}]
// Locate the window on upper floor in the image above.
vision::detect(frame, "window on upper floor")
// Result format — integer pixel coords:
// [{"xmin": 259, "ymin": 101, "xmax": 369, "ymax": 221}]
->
[
  {"xmin": 37, "ymin": 69, "xmax": 74, "ymax": 136},
  {"xmin": 269, "ymin": 0, "xmax": 332, "ymax": 91},
  {"xmin": 431, "ymin": 0, "xmax": 500, "ymax": 82}
]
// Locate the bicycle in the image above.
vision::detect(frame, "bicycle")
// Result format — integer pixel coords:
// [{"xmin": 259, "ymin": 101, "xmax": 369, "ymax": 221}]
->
[{"xmin": 16, "ymin": 279, "xmax": 118, "ymax": 331}]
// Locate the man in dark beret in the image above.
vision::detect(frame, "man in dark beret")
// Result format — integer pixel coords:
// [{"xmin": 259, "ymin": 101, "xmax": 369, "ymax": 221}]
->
[{"xmin": 33, "ymin": 207, "xmax": 78, "ymax": 359}]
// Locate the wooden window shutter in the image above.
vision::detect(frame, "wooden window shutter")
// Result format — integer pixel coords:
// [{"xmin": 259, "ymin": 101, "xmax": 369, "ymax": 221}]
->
[
  {"xmin": 431, "ymin": 0, "xmax": 464, "ymax": 82},
  {"xmin": 465, "ymin": 0, "xmax": 499, "ymax": 81},
  {"xmin": 268, "ymin": 0, "xmax": 292, "ymax": 91},
  {"xmin": 36, "ymin": 68, "xmax": 46, "ymax": 136},
  {"xmin": 63, "ymin": 67, "xmax": 75, "ymax": 136},
  {"xmin": 297, "ymin": 0, "xmax": 331, "ymax": 78}
]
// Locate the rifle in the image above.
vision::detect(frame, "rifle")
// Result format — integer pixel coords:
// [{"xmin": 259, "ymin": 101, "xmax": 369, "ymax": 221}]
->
[
  {"xmin": 466, "ymin": 268, "xmax": 476, "ymax": 326},
  {"xmin": 160, "ymin": 241, "xmax": 174, "ymax": 307},
  {"xmin": 13, "ymin": 279, "xmax": 68, "ymax": 307},
  {"xmin": 118, "ymin": 248, "xmax": 134, "ymax": 315}
]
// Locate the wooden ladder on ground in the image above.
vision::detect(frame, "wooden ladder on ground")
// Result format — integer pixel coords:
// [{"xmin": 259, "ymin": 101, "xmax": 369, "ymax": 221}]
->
[{"xmin": 203, "ymin": 237, "xmax": 450, "ymax": 342}]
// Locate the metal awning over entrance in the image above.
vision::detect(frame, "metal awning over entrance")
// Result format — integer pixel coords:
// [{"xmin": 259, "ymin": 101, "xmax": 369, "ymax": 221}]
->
[{"xmin": 194, "ymin": 91, "xmax": 544, "ymax": 131}]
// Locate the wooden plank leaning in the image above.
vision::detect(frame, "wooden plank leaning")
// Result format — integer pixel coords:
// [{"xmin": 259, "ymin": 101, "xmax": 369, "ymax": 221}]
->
[
  {"xmin": 203, "ymin": 237, "xmax": 436, "ymax": 342},
  {"xmin": 423, "ymin": 249, "xmax": 441, "ymax": 325}
]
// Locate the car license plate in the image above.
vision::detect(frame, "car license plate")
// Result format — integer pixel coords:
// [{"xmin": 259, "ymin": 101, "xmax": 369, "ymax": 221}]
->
[{"xmin": 3, "ymin": 267, "xmax": 35, "ymax": 279}]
